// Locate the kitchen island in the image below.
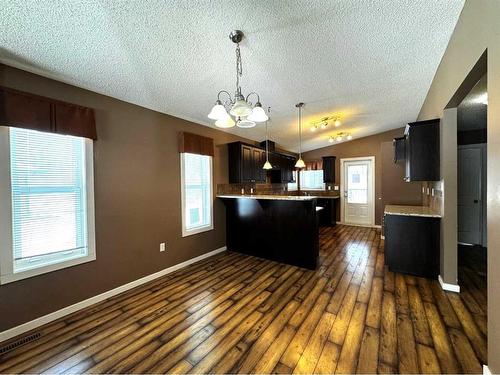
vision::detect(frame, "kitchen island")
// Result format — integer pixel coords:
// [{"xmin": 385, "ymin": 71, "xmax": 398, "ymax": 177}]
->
[{"xmin": 217, "ymin": 194, "xmax": 322, "ymax": 269}]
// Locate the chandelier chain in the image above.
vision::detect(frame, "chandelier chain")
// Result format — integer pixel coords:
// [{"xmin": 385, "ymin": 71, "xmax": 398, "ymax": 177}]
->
[{"xmin": 235, "ymin": 43, "xmax": 243, "ymax": 94}]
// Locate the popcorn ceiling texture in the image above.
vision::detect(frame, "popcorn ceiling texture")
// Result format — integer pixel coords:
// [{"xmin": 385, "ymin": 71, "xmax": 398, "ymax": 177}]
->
[{"xmin": 0, "ymin": 0, "xmax": 463, "ymax": 152}]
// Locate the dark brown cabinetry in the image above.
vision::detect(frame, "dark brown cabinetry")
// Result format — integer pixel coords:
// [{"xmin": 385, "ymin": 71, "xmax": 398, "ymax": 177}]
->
[
  {"xmin": 228, "ymin": 142, "xmax": 295, "ymax": 183},
  {"xmin": 403, "ymin": 119, "xmax": 440, "ymax": 181},
  {"xmin": 393, "ymin": 136, "xmax": 406, "ymax": 163},
  {"xmin": 384, "ymin": 214, "xmax": 440, "ymax": 278},
  {"xmin": 322, "ymin": 156, "xmax": 336, "ymax": 183}
]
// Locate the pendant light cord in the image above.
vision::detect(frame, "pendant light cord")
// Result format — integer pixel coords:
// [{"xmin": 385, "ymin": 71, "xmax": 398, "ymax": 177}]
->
[
  {"xmin": 266, "ymin": 107, "xmax": 271, "ymax": 161},
  {"xmin": 298, "ymin": 105, "xmax": 302, "ymax": 158}
]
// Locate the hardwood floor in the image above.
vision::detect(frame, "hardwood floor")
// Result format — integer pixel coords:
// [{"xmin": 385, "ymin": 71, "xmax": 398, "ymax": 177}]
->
[{"xmin": 0, "ymin": 225, "xmax": 487, "ymax": 374}]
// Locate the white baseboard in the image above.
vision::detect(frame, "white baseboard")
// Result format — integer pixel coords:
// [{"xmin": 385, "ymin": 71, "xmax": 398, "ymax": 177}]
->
[
  {"xmin": 483, "ymin": 365, "xmax": 491, "ymax": 375},
  {"xmin": 438, "ymin": 274, "xmax": 460, "ymax": 293},
  {"xmin": 0, "ymin": 246, "xmax": 227, "ymax": 343}
]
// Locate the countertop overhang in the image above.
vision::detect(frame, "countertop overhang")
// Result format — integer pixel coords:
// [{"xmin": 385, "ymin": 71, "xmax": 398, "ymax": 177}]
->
[
  {"xmin": 384, "ymin": 205, "xmax": 441, "ymax": 218},
  {"xmin": 216, "ymin": 194, "xmax": 339, "ymax": 201}
]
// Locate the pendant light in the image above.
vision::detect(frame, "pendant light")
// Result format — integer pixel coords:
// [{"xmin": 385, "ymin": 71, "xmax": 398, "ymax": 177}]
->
[
  {"xmin": 295, "ymin": 103, "xmax": 306, "ymax": 169},
  {"xmin": 263, "ymin": 107, "xmax": 273, "ymax": 170}
]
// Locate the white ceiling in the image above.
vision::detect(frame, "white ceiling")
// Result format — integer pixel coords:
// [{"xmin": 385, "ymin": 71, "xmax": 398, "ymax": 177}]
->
[{"xmin": 0, "ymin": 0, "xmax": 464, "ymax": 152}]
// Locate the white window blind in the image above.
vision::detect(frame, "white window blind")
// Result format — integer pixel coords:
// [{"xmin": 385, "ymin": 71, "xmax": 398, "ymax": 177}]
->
[
  {"xmin": 9, "ymin": 128, "xmax": 89, "ymax": 273},
  {"xmin": 300, "ymin": 170, "xmax": 325, "ymax": 190},
  {"xmin": 181, "ymin": 153, "xmax": 213, "ymax": 236}
]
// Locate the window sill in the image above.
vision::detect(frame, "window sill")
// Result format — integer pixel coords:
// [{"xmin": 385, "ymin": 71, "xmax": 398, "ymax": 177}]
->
[
  {"xmin": 0, "ymin": 253, "xmax": 96, "ymax": 285},
  {"xmin": 182, "ymin": 224, "xmax": 214, "ymax": 237}
]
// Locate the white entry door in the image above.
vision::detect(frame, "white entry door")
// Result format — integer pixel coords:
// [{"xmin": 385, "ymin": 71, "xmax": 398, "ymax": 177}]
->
[
  {"xmin": 342, "ymin": 158, "xmax": 374, "ymax": 226},
  {"xmin": 458, "ymin": 145, "xmax": 484, "ymax": 245}
]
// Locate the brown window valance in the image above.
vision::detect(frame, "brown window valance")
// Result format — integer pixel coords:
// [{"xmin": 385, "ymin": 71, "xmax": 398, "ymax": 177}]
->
[
  {"xmin": 178, "ymin": 132, "xmax": 214, "ymax": 157},
  {"xmin": 0, "ymin": 86, "xmax": 97, "ymax": 140},
  {"xmin": 305, "ymin": 160, "xmax": 323, "ymax": 170}
]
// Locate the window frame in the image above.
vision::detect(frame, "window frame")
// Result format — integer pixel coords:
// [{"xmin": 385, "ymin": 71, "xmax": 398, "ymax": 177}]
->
[
  {"xmin": 299, "ymin": 169, "xmax": 326, "ymax": 190},
  {"xmin": 0, "ymin": 127, "xmax": 96, "ymax": 284},
  {"xmin": 180, "ymin": 152, "xmax": 214, "ymax": 237}
]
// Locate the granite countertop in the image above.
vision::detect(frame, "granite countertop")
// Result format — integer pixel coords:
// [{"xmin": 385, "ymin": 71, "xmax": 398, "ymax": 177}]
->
[
  {"xmin": 384, "ymin": 205, "xmax": 442, "ymax": 218},
  {"xmin": 216, "ymin": 194, "xmax": 317, "ymax": 201}
]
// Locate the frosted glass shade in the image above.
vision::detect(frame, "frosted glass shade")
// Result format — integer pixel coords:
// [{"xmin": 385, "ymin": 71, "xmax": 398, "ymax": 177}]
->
[
  {"xmin": 247, "ymin": 105, "xmax": 269, "ymax": 122},
  {"xmin": 236, "ymin": 118, "xmax": 256, "ymax": 128},
  {"xmin": 295, "ymin": 158, "xmax": 306, "ymax": 169},
  {"xmin": 208, "ymin": 103, "xmax": 228, "ymax": 120},
  {"xmin": 230, "ymin": 99, "xmax": 252, "ymax": 117},
  {"xmin": 263, "ymin": 160, "xmax": 273, "ymax": 170},
  {"xmin": 215, "ymin": 115, "xmax": 236, "ymax": 128}
]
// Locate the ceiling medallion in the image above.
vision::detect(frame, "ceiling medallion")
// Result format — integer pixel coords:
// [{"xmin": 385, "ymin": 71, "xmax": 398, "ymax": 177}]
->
[
  {"xmin": 310, "ymin": 115, "xmax": 341, "ymax": 132},
  {"xmin": 329, "ymin": 132, "xmax": 352, "ymax": 143},
  {"xmin": 208, "ymin": 30, "xmax": 268, "ymax": 129}
]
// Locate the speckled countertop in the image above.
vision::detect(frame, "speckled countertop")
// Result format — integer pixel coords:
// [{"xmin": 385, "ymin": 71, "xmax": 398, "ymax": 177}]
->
[
  {"xmin": 216, "ymin": 194, "xmax": 339, "ymax": 201},
  {"xmin": 384, "ymin": 205, "xmax": 442, "ymax": 218}
]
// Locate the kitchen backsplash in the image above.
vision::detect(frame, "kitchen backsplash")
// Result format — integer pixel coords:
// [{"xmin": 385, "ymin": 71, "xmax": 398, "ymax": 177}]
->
[
  {"xmin": 422, "ymin": 181, "xmax": 443, "ymax": 214},
  {"xmin": 217, "ymin": 183, "xmax": 339, "ymax": 197}
]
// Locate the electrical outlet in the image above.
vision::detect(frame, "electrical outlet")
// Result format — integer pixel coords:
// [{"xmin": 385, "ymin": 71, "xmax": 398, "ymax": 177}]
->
[
  {"xmin": 431, "ymin": 188, "xmax": 435, "ymax": 196},
  {"xmin": 427, "ymin": 187, "xmax": 430, "ymax": 195},
  {"xmin": 160, "ymin": 242, "xmax": 166, "ymax": 252},
  {"xmin": 334, "ymin": 185, "xmax": 339, "ymax": 191}
]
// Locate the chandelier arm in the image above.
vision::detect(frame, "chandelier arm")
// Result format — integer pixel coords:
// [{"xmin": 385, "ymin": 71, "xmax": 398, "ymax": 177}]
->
[{"xmin": 245, "ymin": 92, "xmax": 260, "ymax": 106}]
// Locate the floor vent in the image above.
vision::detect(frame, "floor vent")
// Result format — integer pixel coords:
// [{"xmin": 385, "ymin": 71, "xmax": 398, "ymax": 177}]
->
[{"xmin": 0, "ymin": 332, "xmax": 42, "ymax": 355}]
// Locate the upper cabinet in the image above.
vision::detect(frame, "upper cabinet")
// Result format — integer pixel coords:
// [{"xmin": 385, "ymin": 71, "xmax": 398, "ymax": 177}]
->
[
  {"xmin": 393, "ymin": 137, "xmax": 406, "ymax": 163},
  {"xmin": 402, "ymin": 119, "xmax": 440, "ymax": 182},
  {"xmin": 228, "ymin": 142, "xmax": 296, "ymax": 183},
  {"xmin": 322, "ymin": 156, "xmax": 336, "ymax": 183}
]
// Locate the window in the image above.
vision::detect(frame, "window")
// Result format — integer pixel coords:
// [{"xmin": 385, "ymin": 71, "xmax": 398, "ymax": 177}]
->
[
  {"xmin": 0, "ymin": 127, "xmax": 95, "ymax": 284},
  {"xmin": 300, "ymin": 170, "xmax": 325, "ymax": 190},
  {"xmin": 180, "ymin": 153, "xmax": 213, "ymax": 236}
]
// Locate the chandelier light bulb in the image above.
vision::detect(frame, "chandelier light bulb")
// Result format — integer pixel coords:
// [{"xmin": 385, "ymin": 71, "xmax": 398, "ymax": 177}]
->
[
  {"xmin": 214, "ymin": 114, "xmax": 236, "ymax": 128},
  {"xmin": 208, "ymin": 101, "xmax": 228, "ymax": 120},
  {"xmin": 247, "ymin": 103, "xmax": 269, "ymax": 122}
]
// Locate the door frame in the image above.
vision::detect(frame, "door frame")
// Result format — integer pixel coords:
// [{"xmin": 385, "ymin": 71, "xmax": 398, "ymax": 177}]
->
[
  {"xmin": 340, "ymin": 156, "xmax": 376, "ymax": 227},
  {"xmin": 457, "ymin": 143, "xmax": 487, "ymax": 246}
]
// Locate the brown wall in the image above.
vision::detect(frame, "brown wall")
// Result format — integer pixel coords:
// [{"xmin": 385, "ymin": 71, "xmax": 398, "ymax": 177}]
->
[
  {"xmin": 302, "ymin": 128, "xmax": 422, "ymax": 225},
  {"xmin": 0, "ymin": 64, "xmax": 256, "ymax": 332},
  {"xmin": 417, "ymin": 0, "xmax": 500, "ymax": 371}
]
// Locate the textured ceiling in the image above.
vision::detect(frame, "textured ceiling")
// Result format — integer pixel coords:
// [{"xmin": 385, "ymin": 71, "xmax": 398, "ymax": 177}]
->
[
  {"xmin": 458, "ymin": 74, "xmax": 487, "ymax": 132},
  {"xmin": 0, "ymin": 0, "xmax": 464, "ymax": 152}
]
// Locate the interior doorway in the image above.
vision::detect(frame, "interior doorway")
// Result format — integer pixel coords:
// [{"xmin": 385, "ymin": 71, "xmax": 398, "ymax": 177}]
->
[
  {"xmin": 456, "ymin": 73, "xmax": 488, "ymax": 286},
  {"xmin": 340, "ymin": 157, "xmax": 375, "ymax": 226}
]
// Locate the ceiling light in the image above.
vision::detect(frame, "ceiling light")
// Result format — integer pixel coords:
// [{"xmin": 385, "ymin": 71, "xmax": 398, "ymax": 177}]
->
[
  {"xmin": 321, "ymin": 122, "xmax": 328, "ymax": 129},
  {"xmin": 336, "ymin": 135, "xmax": 343, "ymax": 142},
  {"xmin": 334, "ymin": 118, "xmax": 341, "ymax": 127},
  {"xmin": 207, "ymin": 30, "xmax": 267, "ymax": 128},
  {"xmin": 311, "ymin": 125, "xmax": 318, "ymax": 132},
  {"xmin": 346, "ymin": 134, "xmax": 353, "ymax": 140},
  {"xmin": 328, "ymin": 136, "xmax": 334, "ymax": 143},
  {"xmin": 215, "ymin": 114, "xmax": 236, "ymax": 128},
  {"xmin": 295, "ymin": 103, "xmax": 306, "ymax": 169},
  {"xmin": 332, "ymin": 131, "xmax": 352, "ymax": 142}
]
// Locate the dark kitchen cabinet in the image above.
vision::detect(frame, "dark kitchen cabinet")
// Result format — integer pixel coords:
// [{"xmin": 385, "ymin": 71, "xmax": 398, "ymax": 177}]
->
[
  {"xmin": 228, "ymin": 142, "xmax": 266, "ymax": 183},
  {"xmin": 393, "ymin": 136, "xmax": 406, "ymax": 163},
  {"xmin": 384, "ymin": 214, "xmax": 440, "ymax": 278},
  {"xmin": 404, "ymin": 119, "xmax": 440, "ymax": 181},
  {"xmin": 322, "ymin": 156, "xmax": 336, "ymax": 183}
]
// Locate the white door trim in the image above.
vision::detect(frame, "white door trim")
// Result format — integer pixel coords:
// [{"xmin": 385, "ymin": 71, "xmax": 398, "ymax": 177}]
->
[{"xmin": 340, "ymin": 156, "xmax": 375, "ymax": 226}]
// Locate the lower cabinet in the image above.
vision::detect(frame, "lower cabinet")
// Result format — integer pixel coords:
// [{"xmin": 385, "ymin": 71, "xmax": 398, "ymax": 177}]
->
[{"xmin": 384, "ymin": 214, "xmax": 440, "ymax": 278}]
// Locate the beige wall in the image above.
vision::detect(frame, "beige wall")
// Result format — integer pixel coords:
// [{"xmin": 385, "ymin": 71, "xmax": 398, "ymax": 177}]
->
[
  {"xmin": 417, "ymin": 0, "xmax": 500, "ymax": 371},
  {"xmin": 302, "ymin": 128, "xmax": 422, "ymax": 225},
  {"xmin": 0, "ymin": 64, "xmax": 256, "ymax": 331}
]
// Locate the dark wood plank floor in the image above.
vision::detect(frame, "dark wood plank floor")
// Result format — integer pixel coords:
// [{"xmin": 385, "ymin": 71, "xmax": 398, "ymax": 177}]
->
[{"xmin": 0, "ymin": 225, "xmax": 487, "ymax": 374}]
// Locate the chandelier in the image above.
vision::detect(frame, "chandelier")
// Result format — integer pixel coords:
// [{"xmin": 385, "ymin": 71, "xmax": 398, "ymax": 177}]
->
[
  {"xmin": 310, "ymin": 116, "xmax": 342, "ymax": 132},
  {"xmin": 208, "ymin": 30, "xmax": 268, "ymax": 129}
]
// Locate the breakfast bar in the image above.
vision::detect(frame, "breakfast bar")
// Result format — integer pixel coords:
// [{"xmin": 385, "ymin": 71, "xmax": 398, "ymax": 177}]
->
[{"xmin": 218, "ymin": 195, "xmax": 321, "ymax": 269}]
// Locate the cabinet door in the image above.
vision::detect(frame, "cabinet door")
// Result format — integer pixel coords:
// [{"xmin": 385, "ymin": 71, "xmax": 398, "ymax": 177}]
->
[{"xmin": 241, "ymin": 145, "xmax": 254, "ymax": 182}]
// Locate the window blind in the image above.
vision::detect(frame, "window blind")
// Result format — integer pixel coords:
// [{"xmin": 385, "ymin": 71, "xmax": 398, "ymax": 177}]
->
[
  {"xmin": 300, "ymin": 170, "xmax": 325, "ymax": 190},
  {"xmin": 183, "ymin": 153, "xmax": 211, "ymax": 231},
  {"xmin": 9, "ymin": 127, "xmax": 88, "ymax": 273}
]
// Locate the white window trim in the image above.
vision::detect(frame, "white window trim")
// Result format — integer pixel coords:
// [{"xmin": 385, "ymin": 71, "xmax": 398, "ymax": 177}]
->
[
  {"xmin": 180, "ymin": 153, "xmax": 214, "ymax": 237},
  {"xmin": 299, "ymin": 169, "xmax": 326, "ymax": 190},
  {"xmin": 0, "ymin": 127, "xmax": 96, "ymax": 284}
]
